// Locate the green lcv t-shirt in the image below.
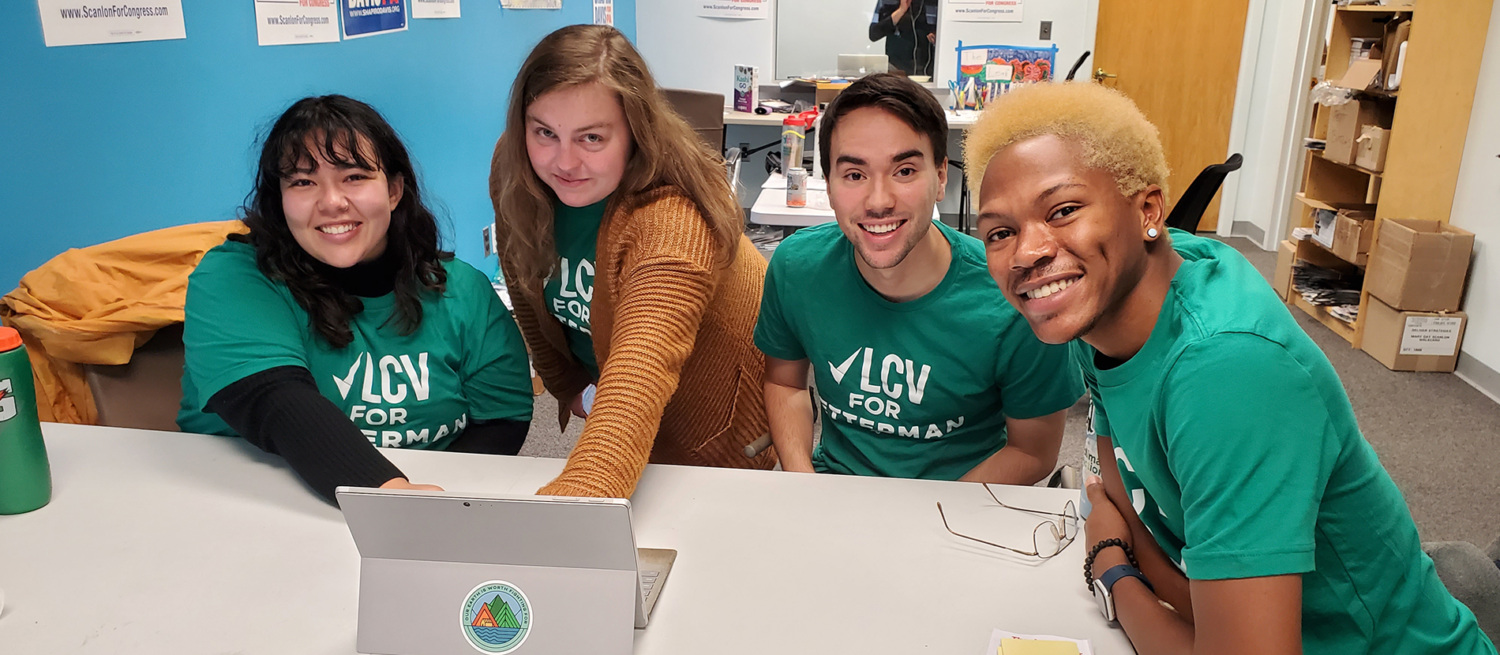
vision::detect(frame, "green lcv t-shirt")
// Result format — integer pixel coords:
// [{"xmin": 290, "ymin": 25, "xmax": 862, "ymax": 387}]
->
[
  {"xmin": 754, "ymin": 221, "xmax": 1081, "ymax": 480},
  {"xmin": 1079, "ymin": 230, "xmax": 1493, "ymax": 654},
  {"xmin": 177, "ymin": 240, "xmax": 534, "ymax": 449},
  {"xmin": 542, "ymin": 198, "xmax": 606, "ymax": 379}
]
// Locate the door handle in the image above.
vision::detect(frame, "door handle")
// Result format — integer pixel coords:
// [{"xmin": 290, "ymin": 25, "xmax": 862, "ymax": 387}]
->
[{"xmin": 1093, "ymin": 68, "xmax": 1118, "ymax": 82}]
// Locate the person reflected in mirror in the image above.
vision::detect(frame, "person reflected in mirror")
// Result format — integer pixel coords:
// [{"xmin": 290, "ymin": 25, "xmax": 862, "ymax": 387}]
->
[{"xmin": 869, "ymin": 0, "xmax": 937, "ymax": 77}]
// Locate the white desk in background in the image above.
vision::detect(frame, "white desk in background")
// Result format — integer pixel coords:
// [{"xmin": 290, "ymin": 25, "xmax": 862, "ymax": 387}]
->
[
  {"xmin": 724, "ymin": 109, "xmax": 787, "ymax": 127},
  {"xmin": 735, "ymin": 109, "xmax": 981, "ymax": 228},
  {"xmin": 724, "ymin": 108, "xmax": 981, "ymax": 129},
  {"xmin": 751, "ymin": 172, "xmax": 941, "ymax": 227},
  {"xmin": 0, "ymin": 423, "xmax": 1132, "ymax": 654}
]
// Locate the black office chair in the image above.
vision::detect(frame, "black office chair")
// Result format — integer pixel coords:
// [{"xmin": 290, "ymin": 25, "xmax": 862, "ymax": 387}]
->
[
  {"xmin": 1165, "ymin": 153, "xmax": 1244, "ymax": 233},
  {"xmin": 1065, "ymin": 51, "xmax": 1092, "ymax": 81}
]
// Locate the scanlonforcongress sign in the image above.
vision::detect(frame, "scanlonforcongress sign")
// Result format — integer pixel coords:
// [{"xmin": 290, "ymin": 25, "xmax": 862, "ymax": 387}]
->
[{"xmin": 35, "ymin": 0, "xmax": 187, "ymax": 47}]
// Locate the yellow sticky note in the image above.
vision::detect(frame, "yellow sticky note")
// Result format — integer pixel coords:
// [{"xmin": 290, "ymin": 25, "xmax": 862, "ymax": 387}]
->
[{"xmin": 998, "ymin": 639, "xmax": 1081, "ymax": 655}]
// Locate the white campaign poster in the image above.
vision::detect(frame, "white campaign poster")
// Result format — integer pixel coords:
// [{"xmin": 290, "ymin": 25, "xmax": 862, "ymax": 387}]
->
[
  {"xmin": 946, "ymin": 0, "xmax": 1022, "ymax": 22},
  {"xmin": 698, "ymin": 0, "xmax": 769, "ymax": 20},
  {"xmin": 254, "ymin": 0, "xmax": 339, "ymax": 46},
  {"xmin": 500, "ymin": 0, "xmax": 560, "ymax": 9},
  {"xmin": 36, "ymin": 0, "xmax": 186, "ymax": 47},
  {"xmin": 592, "ymin": 0, "xmax": 611, "ymax": 25},
  {"xmin": 412, "ymin": 0, "xmax": 459, "ymax": 18}
]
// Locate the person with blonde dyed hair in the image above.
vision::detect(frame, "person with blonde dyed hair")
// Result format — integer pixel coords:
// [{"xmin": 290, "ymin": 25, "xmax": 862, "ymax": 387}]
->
[
  {"xmin": 967, "ymin": 82, "xmax": 1493, "ymax": 654},
  {"xmin": 962, "ymin": 82, "xmax": 1169, "ymax": 201},
  {"xmin": 489, "ymin": 24, "xmax": 776, "ymax": 499}
]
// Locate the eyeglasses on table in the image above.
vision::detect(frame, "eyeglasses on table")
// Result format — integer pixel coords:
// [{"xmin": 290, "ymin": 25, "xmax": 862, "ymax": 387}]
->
[{"xmin": 936, "ymin": 483, "xmax": 1080, "ymax": 559}]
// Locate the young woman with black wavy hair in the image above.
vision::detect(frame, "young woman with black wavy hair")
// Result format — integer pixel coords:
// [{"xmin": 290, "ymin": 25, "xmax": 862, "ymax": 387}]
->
[{"xmin": 179, "ymin": 95, "xmax": 534, "ymax": 502}]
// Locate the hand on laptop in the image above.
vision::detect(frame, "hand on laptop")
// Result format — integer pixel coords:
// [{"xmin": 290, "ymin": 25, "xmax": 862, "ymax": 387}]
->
[{"xmin": 379, "ymin": 477, "xmax": 444, "ymax": 492}]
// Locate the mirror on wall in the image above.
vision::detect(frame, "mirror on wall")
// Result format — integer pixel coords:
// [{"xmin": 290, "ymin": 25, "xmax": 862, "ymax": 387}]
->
[{"xmin": 776, "ymin": 0, "xmax": 940, "ymax": 80}]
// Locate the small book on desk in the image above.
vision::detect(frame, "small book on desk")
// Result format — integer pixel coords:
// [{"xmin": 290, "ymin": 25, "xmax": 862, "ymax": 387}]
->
[{"xmin": 733, "ymin": 64, "xmax": 759, "ymax": 113}]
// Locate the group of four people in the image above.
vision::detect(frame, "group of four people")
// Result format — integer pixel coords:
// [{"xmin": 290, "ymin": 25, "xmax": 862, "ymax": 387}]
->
[{"xmin": 174, "ymin": 23, "xmax": 1491, "ymax": 655}]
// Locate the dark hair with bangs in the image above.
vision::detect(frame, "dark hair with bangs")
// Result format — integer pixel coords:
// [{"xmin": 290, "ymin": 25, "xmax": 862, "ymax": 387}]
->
[
  {"xmin": 817, "ymin": 73, "xmax": 949, "ymax": 174},
  {"xmin": 231, "ymin": 94, "xmax": 449, "ymax": 348}
]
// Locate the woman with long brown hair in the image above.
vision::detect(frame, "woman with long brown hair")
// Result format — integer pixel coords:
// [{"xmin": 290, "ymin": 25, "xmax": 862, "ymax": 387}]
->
[{"xmin": 490, "ymin": 24, "xmax": 776, "ymax": 498}]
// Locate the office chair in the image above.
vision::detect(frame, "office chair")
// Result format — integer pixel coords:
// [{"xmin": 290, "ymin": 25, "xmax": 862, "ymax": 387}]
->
[
  {"xmin": 1165, "ymin": 153, "xmax": 1244, "ymax": 233},
  {"xmin": 1065, "ymin": 51, "xmax": 1092, "ymax": 81},
  {"xmin": 661, "ymin": 87, "xmax": 743, "ymax": 191},
  {"xmin": 661, "ymin": 88, "xmax": 726, "ymax": 151},
  {"xmin": 83, "ymin": 323, "xmax": 186, "ymax": 432}
]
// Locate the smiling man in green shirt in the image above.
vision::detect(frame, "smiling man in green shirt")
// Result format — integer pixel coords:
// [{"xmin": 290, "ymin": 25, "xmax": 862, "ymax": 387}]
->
[
  {"xmin": 755, "ymin": 74, "xmax": 1080, "ymax": 485},
  {"xmin": 967, "ymin": 81, "xmax": 1493, "ymax": 655}
]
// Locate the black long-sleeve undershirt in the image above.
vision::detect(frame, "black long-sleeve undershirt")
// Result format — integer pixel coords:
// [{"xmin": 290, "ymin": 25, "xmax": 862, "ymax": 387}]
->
[
  {"xmin": 207, "ymin": 365, "xmax": 402, "ymax": 501},
  {"xmin": 206, "ymin": 366, "xmax": 529, "ymax": 502}
]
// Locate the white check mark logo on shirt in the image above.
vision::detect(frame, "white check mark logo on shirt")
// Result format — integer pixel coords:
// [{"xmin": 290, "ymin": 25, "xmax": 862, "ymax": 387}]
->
[
  {"xmin": 333, "ymin": 356, "xmax": 364, "ymax": 400},
  {"xmin": 829, "ymin": 350, "xmax": 861, "ymax": 384}
]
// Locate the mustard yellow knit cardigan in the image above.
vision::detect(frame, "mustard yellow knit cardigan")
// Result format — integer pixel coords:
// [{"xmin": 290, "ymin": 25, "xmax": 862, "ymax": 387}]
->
[{"xmin": 502, "ymin": 186, "xmax": 777, "ymax": 498}]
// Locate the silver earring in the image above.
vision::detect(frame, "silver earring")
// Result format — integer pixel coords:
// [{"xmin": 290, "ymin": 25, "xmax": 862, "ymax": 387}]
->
[{"xmin": 1147, "ymin": 228, "xmax": 1159, "ymax": 238}]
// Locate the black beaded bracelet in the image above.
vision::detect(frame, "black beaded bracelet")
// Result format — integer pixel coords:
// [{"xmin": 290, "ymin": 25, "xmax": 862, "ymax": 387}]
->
[{"xmin": 1083, "ymin": 538, "xmax": 1140, "ymax": 590}]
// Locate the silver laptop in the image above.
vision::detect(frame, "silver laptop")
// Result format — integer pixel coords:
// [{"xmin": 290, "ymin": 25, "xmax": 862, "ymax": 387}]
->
[
  {"xmin": 837, "ymin": 53, "xmax": 890, "ymax": 77},
  {"xmin": 337, "ymin": 487, "xmax": 677, "ymax": 655}
]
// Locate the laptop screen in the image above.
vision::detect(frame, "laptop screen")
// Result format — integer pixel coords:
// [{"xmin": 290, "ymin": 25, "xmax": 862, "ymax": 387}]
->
[{"xmin": 339, "ymin": 489, "xmax": 638, "ymax": 571}]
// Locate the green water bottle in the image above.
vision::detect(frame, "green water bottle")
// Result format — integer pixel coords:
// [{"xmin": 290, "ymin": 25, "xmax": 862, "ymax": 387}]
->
[{"xmin": 0, "ymin": 326, "xmax": 50, "ymax": 514}]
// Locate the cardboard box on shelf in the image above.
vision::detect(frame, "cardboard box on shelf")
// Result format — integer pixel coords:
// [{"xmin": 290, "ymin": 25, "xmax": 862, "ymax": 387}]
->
[
  {"xmin": 1361, "ymin": 296, "xmax": 1467, "ymax": 373},
  {"xmin": 1366, "ymin": 218, "xmax": 1475, "ymax": 313},
  {"xmin": 1381, "ymin": 17, "xmax": 1411, "ymax": 92},
  {"xmin": 1331, "ymin": 209, "xmax": 1375, "ymax": 265},
  {"xmin": 1275, "ymin": 240, "xmax": 1296, "ymax": 300},
  {"xmin": 1303, "ymin": 155, "xmax": 1379, "ymax": 208},
  {"xmin": 1334, "ymin": 57, "xmax": 1384, "ymax": 93},
  {"xmin": 1326, "ymin": 98, "xmax": 1392, "ymax": 165},
  {"xmin": 1355, "ymin": 126, "xmax": 1390, "ymax": 172}
]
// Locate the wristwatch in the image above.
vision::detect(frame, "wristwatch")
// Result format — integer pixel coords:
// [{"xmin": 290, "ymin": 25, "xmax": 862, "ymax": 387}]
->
[{"xmin": 1092, "ymin": 564, "xmax": 1152, "ymax": 622}]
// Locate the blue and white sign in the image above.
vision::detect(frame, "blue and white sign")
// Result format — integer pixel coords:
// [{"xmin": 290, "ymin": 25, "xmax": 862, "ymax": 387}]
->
[{"xmin": 342, "ymin": 0, "xmax": 406, "ymax": 39}]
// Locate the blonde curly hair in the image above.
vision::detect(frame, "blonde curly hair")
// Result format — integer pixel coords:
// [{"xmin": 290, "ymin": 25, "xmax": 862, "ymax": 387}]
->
[{"xmin": 963, "ymin": 82, "xmax": 1170, "ymax": 202}]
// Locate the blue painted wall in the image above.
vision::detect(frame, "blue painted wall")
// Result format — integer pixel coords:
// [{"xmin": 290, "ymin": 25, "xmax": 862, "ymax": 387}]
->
[{"xmin": 0, "ymin": 1, "xmax": 636, "ymax": 290}]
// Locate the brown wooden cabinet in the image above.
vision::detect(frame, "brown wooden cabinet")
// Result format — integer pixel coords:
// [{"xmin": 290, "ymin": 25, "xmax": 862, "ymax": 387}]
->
[{"xmin": 1287, "ymin": 1, "xmax": 1492, "ymax": 348}]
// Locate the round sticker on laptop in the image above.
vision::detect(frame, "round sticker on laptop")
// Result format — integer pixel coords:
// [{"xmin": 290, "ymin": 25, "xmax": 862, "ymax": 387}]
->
[{"xmin": 461, "ymin": 581, "xmax": 532, "ymax": 653}]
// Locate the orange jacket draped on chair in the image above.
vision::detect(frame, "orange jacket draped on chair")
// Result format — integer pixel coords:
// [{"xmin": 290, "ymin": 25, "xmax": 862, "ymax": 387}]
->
[{"xmin": 0, "ymin": 221, "xmax": 248, "ymax": 423}]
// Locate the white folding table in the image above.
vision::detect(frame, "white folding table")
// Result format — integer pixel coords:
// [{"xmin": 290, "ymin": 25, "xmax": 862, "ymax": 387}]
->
[{"xmin": 0, "ymin": 423, "xmax": 1132, "ymax": 654}]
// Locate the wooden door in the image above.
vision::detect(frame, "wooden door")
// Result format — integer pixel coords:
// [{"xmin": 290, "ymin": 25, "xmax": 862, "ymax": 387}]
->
[{"xmin": 1093, "ymin": 0, "xmax": 1250, "ymax": 232}]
